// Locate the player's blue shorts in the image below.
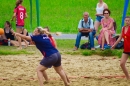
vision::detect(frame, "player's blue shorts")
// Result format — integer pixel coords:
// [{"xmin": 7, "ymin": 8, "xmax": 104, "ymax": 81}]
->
[
  {"xmin": 96, "ymin": 16, "xmax": 104, "ymax": 22},
  {"xmin": 40, "ymin": 52, "xmax": 61, "ymax": 68}
]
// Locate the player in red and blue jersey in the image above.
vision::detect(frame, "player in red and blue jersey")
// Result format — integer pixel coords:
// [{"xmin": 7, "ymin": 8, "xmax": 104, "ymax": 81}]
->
[
  {"xmin": 14, "ymin": 27, "xmax": 70, "ymax": 86},
  {"xmin": 11, "ymin": 0, "xmax": 27, "ymax": 49}
]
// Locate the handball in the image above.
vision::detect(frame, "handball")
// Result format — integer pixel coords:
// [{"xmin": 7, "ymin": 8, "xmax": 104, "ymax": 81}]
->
[
  {"xmin": 56, "ymin": 32, "xmax": 62, "ymax": 36},
  {"xmin": 0, "ymin": 28, "xmax": 4, "ymax": 35}
]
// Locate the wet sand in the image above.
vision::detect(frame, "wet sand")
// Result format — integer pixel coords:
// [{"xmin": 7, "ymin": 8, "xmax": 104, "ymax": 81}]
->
[{"xmin": 0, "ymin": 54, "xmax": 130, "ymax": 86}]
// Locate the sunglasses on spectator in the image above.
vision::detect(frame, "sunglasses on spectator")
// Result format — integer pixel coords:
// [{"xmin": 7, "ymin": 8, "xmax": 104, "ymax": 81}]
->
[{"xmin": 104, "ymin": 13, "xmax": 109, "ymax": 14}]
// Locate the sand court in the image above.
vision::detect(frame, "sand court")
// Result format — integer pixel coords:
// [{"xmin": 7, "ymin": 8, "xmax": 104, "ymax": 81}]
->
[{"xmin": 0, "ymin": 54, "xmax": 130, "ymax": 86}]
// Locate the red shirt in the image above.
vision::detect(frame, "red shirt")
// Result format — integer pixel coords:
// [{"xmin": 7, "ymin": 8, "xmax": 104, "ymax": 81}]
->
[
  {"xmin": 49, "ymin": 36, "xmax": 56, "ymax": 48},
  {"xmin": 122, "ymin": 26, "xmax": 130, "ymax": 52},
  {"xmin": 14, "ymin": 5, "xmax": 26, "ymax": 26}
]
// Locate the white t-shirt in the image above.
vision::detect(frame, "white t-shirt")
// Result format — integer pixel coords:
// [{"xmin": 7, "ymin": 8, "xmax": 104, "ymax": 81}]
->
[{"xmin": 96, "ymin": 3, "xmax": 105, "ymax": 14}]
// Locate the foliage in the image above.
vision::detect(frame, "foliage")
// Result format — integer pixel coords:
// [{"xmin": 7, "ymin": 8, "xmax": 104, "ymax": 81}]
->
[{"xmin": 0, "ymin": 0, "xmax": 127, "ymax": 33}]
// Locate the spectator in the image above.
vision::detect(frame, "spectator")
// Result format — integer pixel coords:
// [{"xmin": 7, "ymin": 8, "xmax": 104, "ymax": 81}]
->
[
  {"xmin": 4, "ymin": 21, "xmax": 15, "ymax": 40},
  {"xmin": 111, "ymin": 16, "xmax": 130, "ymax": 79},
  {"xmin": 94, "ymin": 0, "xmax": 108, "ymax": 32},
  {"xmin": 0, "ymin": 21, "xmax": 15, "ymax": 46},
  {"xmin": 0, "ymin": 21, "xmax": 29, "ymax": 47},
  {"xmin": 98, "ymin": 9, "xmax": 116, "ymax": 50},
  {"xmin": 11, "ymin": 0, "xmax": 28, "ymax": 49},
  {"xmin": 73, "ymin": 12, "xmax": 96, "ymax": 50}
]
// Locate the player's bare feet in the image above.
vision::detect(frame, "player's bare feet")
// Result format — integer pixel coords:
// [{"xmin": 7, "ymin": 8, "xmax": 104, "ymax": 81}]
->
[
  {"xmin": 65, "ymin": 83, "xmax": 70, "ymax": 86},
  {"xmin": 43, "ymin": 81, "xmax": 49, "ymax": 84},
  {"xmin": 126, "ymin": 76, "xmax": 130, "ymax": 79}
]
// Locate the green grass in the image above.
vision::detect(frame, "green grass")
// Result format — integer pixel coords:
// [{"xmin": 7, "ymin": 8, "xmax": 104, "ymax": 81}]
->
[
  {"xmin": 0, "ymin": 39, "xmax": 123, "ymax": 58},
  {"xmin": 0, "ymin": 0, "xmax": 128, "ymax": 33},
  {"xmin": 0, "ymin": 46, "xmax": 34, "ymax": 55},
  {"xmin": 56, "ymin": 39, "xmax": 123, "ymax": 58}
]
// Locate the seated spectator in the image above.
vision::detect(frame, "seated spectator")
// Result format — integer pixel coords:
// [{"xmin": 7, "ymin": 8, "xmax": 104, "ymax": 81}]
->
[
  {"xmin": 0, "ymin": 21, "xmax": 15, "ymax": 45},
  {"xmin": 4, "ymin": 21, "xmax": 15, "ymax": 40},
  {"xmin": 73, "ymin": 12, "xmax": 96, "ymax": 50},
  {"xmin": 98, "ymin": 9, "xmax": 116, "ymax": 50},
  {"xmin": 0, "ymin": 21, "xmax": 29, "ymax": 47}
]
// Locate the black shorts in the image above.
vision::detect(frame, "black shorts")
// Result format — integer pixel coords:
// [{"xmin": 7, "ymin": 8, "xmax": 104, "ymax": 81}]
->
[
  {"xmin": 16, "ymin": 25, "xmax": 24, "ymax": 29},
  {"xmin": 123, "ymin": 52, "xmax": 130, "ymax": 56},
  {"xmin": 40, "ymin": 52, "xmax": 61, "ymax": 68}
]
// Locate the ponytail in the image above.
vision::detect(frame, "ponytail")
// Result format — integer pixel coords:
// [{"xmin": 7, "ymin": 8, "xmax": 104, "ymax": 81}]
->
[{"xmin": 15, "ymin": 0, "xmax": 23, "ymax": 8}]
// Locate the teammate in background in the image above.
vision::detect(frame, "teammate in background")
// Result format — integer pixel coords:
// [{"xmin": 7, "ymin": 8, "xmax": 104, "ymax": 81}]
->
[
  {"xmin": 111, "ymin": 16, "xmax": 130, "ymax": 79},
  {"xmin": 11, "ymin": 0, "xmax": 27, "ymax": 49},
  {"xmin": 44, "ymin": 27, "xmax": 57, "ymax": 48},
  {"xmin": 14, "ymin": 27, "xmax": 70, "ymax": 86}
]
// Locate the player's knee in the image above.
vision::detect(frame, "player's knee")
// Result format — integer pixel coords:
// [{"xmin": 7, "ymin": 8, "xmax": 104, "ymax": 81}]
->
[
  {"xmin": 36, "ymin": 66, "xmax": 42, "ymax": 72},
  {"xmin": 55, "ymin": 69, "xmax": 62, "ymax": 74},
  {"xmin": 36, "ymin": 67, "xmax": 39, "ymax": 72},
  {"xmin": 120, "ymin": 62, "xmax": 125, "ymax": 67}
]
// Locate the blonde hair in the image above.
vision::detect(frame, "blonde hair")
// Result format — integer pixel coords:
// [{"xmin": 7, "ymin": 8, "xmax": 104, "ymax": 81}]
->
[{"xmin": 37, "ymin": 27, "xmax": 50, "ymax": 35}]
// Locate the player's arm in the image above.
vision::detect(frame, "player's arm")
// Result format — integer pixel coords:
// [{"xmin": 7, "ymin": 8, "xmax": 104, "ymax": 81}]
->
[
  {"xmin": 24, "ymin": 13, "xmax": 28, "ymax": 19},
  {"xmin": 111, "ymin": 30, "xmax": 123, "ymax": 49},
  {"xmin": 24, "ymin": 8, "xmax": 28, "ymax": 19},
  {"xmin": 11, "ymin": 13, "xmax": 16, "ymax": 21},
  {"xmin": 15, "ymin": 32, "xmax": 32, "ymax": 41}
]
